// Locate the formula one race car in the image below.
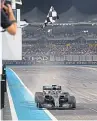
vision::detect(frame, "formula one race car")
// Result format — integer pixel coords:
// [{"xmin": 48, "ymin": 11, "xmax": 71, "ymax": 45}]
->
[{"xmin": 35, "ymin": 85, "xmax": 76, "ymax": 109}]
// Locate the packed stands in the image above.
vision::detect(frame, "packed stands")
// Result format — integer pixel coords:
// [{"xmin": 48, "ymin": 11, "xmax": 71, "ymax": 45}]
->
[
  {"xmin": 3, "ymin": 24, "xmax": 97, "ymax": 65},
  {"xmin": 22, "ymin": 24, "xmax": 97, "ymax": 40}
]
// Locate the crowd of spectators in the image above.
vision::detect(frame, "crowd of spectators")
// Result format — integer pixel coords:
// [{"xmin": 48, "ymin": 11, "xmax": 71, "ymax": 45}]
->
[
  {"xmin": 22, "ymin": 25, "xmax": 97, "ymax": 40},
  {"xmin": 22, "ymin": 40, "xmax": 97, "ymax": 57},
  {"xmin": 4, "ymin": 39, "xmax": 97, "ymax": 65},
  {"xmin": 4, "ymin": 24, "xmax": 97, "ymax": 65}
]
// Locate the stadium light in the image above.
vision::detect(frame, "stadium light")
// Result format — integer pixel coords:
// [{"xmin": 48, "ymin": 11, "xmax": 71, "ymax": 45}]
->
[
  {"xmin": 15, "ymin": 0, "xmax": 22, "ymax": 5},
  {"xmin": 12, "ymin": 0, "xmax": 22, "ymax": 9}
]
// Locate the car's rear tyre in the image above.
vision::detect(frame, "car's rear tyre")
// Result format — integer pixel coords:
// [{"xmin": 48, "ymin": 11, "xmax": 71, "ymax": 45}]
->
[
  {"xmin": 69, "ymin": 96, "xmax": 76, "ymax": 109},
  {"xmin": 37, "ymin": 102, "xmax": 42, "ymax": 108},
  {"xmin": 35, "ymin": 92, "xmax": 44, "ymax": 104}
]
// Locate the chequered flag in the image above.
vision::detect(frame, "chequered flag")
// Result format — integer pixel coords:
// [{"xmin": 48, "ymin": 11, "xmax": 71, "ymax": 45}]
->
[{"xmin": 43, "ymin": 6, "xmax": 59, "ymax": 28}]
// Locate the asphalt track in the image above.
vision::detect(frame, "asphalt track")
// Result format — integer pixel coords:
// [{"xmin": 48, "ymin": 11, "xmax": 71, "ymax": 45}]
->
[{"xmin": 10, "ymin": 65, "xmax": 97, "ymax": 120}]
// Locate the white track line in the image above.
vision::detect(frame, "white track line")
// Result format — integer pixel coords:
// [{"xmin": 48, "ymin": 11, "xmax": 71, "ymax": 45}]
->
[
  {"xmin": 80, "ymin": 90, "xmax": 97, "ymax": 98},
  {"xmin": 75, "ymin": 88, "xmax": 97, "ymax": 101},
  {"xmin": 0, "ymin": 109, "xmax": 2, "ymax": 121},
  {"xmin": 88, "ymin": 108, "xmax": 97, "ymax": 113},
  {"xmin": 73, "ymin": 90, "xmax": 96, "ymax": 102},
  {"xmin": 7, "ymin": 83, "xmax": 18, "ymax": 120},
  {"xmin": 80, "ymin": 66, "xmax": 97, "ymax": 72},
  {"xmin": 9, "ymin": 68, "xmax": 58, "ymax": 121}
]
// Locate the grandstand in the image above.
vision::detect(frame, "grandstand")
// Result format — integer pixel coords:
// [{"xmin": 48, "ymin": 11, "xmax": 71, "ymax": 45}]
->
[{"xmin": 3, "ymin": 7, "xmax": 97, "ymax": 65}]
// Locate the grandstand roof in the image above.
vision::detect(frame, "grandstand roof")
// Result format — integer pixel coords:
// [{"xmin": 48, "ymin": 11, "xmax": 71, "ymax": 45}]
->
[
  {"xmin": 21, "ymin": 7, "xmax": 46, "ymax": 22},
  {"xmin": 21, "ymin": 6, "xmax": 97, "ymax": 23},
  {"xmin": 59, "ymin": 6, "xmax": 83, "ymax": 22},
  {"xmin": 59, "ymin": 6, "xmax": 97, "ymax": 23}
]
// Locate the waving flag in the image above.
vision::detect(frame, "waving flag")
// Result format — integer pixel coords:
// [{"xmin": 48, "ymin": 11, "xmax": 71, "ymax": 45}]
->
[
  {"xmin": 43, "ymin": 6, "xmax": 59, "ymax": 28},
  {"xmin": 21, "ymin": 6, "xmax": 59, "ymax": 29}
]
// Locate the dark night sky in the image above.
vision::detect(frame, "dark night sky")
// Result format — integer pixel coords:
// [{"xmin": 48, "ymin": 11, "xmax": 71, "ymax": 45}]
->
[{"xmin": 17, "ymin": 0, "xmax": 97, "ymax": 15}]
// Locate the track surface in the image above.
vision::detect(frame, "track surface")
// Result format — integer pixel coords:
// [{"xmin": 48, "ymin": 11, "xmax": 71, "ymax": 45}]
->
[{"xmin": 10, "ymin": 66, "xmax": 97, "ymax": 120}]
